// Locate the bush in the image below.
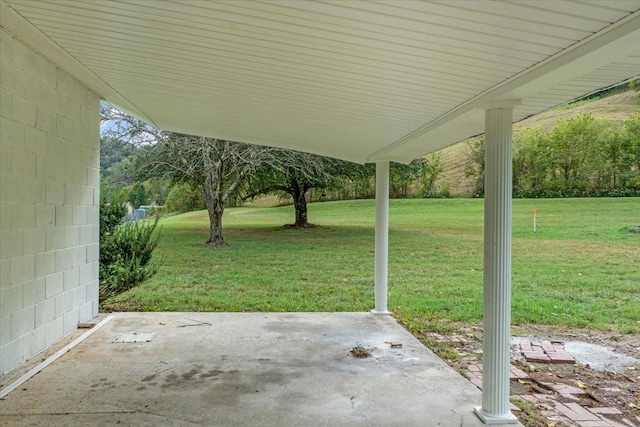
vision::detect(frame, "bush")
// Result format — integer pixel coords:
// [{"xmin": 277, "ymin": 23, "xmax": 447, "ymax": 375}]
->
[
  {"xmin": 99, "ymin": 201, "xmax": 161, "ymax": 301},
  {"xmin": 166, "ymin": 182, "xmax": 205, "ymax": 213}
]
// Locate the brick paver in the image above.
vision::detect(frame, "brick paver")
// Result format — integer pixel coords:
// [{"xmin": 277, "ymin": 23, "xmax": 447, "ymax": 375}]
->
[{"xmin": 519, "ymin": 339, "xmax": 576, "ymax": 364}]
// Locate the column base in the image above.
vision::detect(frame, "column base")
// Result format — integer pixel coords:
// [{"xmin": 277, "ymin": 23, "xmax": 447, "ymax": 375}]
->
[
  {"xmin": 474, "ymin": 407, "xmax": 520, "ymax": 425},
  {"xmin": 370, "ymin": 309, "xmax": 391, "ymax": 316}
]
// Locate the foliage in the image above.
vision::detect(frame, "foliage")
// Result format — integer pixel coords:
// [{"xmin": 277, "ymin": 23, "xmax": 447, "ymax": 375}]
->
[
  {"xmin": 463, "ymin": 136, "xmax": 485, "ymax": 197},
  {"xmin": 128, "ymin": 182, "xmax": 148, "ymax": 209},
  {"xmin": 246, "ymin": 150, "xmax": 364, "ymax": 226},
  {"xmin": 166, "ymin": 182, "xmax": 205, "ymax": 213},
  {"xmin": 101, "ymin": 106, "xmax": 276, "ymax": 246},
  {"xmin": 99, "ymin": 198, "xmax": 162, "ymax": 301},
  {"xmin": 466, "ymin": 113, "xmax": 640, "ymax": 198}
]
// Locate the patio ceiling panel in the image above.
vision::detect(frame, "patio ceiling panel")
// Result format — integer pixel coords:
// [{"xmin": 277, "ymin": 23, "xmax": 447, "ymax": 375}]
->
[{"xmin": 2, "ymin": 0, "xmax": 639, "ymax": 163}]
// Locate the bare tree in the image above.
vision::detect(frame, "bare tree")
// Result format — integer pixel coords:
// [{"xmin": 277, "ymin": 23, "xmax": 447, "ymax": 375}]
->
[{"xmin": 101, "ymin": 106, "xmax": 274, "ymax": 246}]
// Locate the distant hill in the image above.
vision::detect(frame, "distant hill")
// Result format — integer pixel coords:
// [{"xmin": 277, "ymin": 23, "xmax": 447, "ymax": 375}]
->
[{"xmin": 435, "ymin": 90, "xmax": 640, "ymax": 196}]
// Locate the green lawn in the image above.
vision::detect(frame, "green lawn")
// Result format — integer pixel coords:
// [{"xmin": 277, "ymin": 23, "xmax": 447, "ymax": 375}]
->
[{"xmin": 103, "ymin": 198, "xmax": 640, "ymax": 334}]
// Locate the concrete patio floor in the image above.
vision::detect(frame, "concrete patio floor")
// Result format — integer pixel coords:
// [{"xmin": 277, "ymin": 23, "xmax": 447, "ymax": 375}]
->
[{"xmin": 0, "ymin": 312, "xmax": 488, "ymax": 426}]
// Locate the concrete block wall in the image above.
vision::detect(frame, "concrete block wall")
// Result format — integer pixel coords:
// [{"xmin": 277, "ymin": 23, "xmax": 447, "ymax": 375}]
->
[{"xmin": 0, "ymin": 28, "xmax": 101, "ymax": 375}]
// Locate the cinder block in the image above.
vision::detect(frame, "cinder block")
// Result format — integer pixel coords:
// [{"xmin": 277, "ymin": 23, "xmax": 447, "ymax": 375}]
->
[
  {"xmin": 35, "ymin": 104, "xmax": 57, "ymax": 133},
  {"xmin": 72, "ymin": 285, "xmax": 84, "ymax": 307},
  {"xmin": 13, "ymin": 40, "xmax": 57, "ymax": 87},
  {"xmin": 35, "ymin": 298, "xmax": 55, "ymax": 327},
  {"xmin": 11, "ymin": 148, "xmax": 36, "ymax": 178},
  {"xmin": 0, "ymin": 336, "xmax": 23, "ymax": 375},
  {"xmin": 56, "ymin": 94, "xmax": 81, "ymax": 121},
  {"xmin": 11, "ymin": 204, "xmax": 36, "ymax": 230},
  {"xmin": 26, "ymin": 126, "xmax": 48, "ymax": 155},
  {"xmin": 35, "ymin": 251, "xmax": 56, "ymax": 278},
  {"xmin": 79, "ymin": 262, "xmax": 94, "ymax": 284},
  {"xmin": 12, "ymin": 94, "xmax": 36, "ymax": 126},
  {"xmin": 23, "ymin": 180, "xmax": 46, "ymax": 204},
  {"xmin": 0, "ymin": 284, "xmax": 23, "ymax": 318},
  {"xmin": 79, "ymin": 225, "xmax": 93, "ymax": 245},
  {"xmin": 56, "ymin": 115, "xmax": 76, "ymax": 142},
  {"xmin": 0, "ymin": 28, "xmax": 13, "ymax": 62},
  {"xmin": 23, "ymin": 325, "xmax": 45, "ymax": 360},
  {"xmin": 55, "ymin": 290, "xmax": 74, "ymax": 317},
  {"xmin": 79, "ymin": 301, "xmax": 93, "ymax": 322},
  {"xmin": 63, "ymin": 266, "xmax": 80, "ymax": 291},
  {"xmin": 55, "ymin": 205, "xmax": 72, "ymax": 227},
  {"xmin": 45, "ymin": 181, "xmax": 64, "ymax": 205},
  {"xmin": 87, "ymin": 206, "xmax": 99, "ymax": 224},
  {"xmin": 0, "ymin": 116, "xmax": 26, "ymax": 149},
  {"xmin": 10, "ymin": 254, "xmax": 35, "ymax": 284},
  {"xmin": 86, "ymin": 280, "xmax": 99, "ymax": 302},
  {"xmin": 72, "ymin": 245, "xmax": 86, "ymax": 267},
  {"xmin": 23, "ymin": 277, "xmax": 45, "ymax": 307},
  {"xmin": 10, "ymin": 305, "xmax": 35, "ymax": 339},
  {"xmin": 64, "ymin": 183, "xmax": 81, "ymax": 205},
  {"xmin": 86, "ymin": 243, "xmax": 98, "ymax": 263},
  {"xmin": 45, "ymin": 271, "xmax": 63, "ymax": 298},
  {"xmin": 26, "ymin": 78, "xmax": 58, "ymax": 111},
  {"xmin": 45, "ymin": 227, "xmax": 65, "ymax": 251},
  {"xmin": 63, "ymin": 307, "xmax": 79, "ymax": 334},
  {"xmin": 0, "ymin": 201, "xmax": 11, "ymax": 231},
  {"xmin": 80, "ymin": 185, "xmax": 93, "ymax": 206},
  {"xmin": 0, "ymin": 60, "xmax": 27, "ymax": 98},
  {"xmin": 1, "ymin": 173, "xmax": 25, "ymax": 203},
  {"xmin": 0, "ymin": 86, "xmax": 12, "ymax": 118},
  {"xmin": 24, "ymin": 229, "xmax": 46, "ymax": 256},
  {"xmin": 1, "ymin": 230, "xmax": 25, "ymax": 260},
  {"xmin": 72, "ymin": 206, "xmax": 87, "ymax": 226},
  {"xmin": 64, "ymin": 226, "xmax": 80, "ymax": 248},
  {"xmin": 44, "ymin": 316, "xmax": 63, "ymax": 346},
  {"xmin": 0, "ymin": 147, "xmax": 12, "ymax": 176},
  {"xmin": 0, "ymin": 258, "xmax": 10, "ymax": 289},
  {"xmin": 55, "ymin": 247, "xmax": 73, "ymax": 271},
  {"xmin": 86, "ymin": 167, "xmax": 100, "ymax": 188},
  {"xmin": 0, "ymin": 315, "xmax": 10, "ymax": 346},
  {"xmin": 81, "ymin": 104, "xmax": 99, "ymax": 129},
  {"xmin": 56, "ymin": 68, "xmax": 76, "ymax": 98},
  {"xmin": 36, "ymin": 205, "xmax": 55, "ymax": 229}
]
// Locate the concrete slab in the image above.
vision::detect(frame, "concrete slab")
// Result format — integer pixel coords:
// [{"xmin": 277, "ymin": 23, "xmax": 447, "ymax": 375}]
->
[{"xmin": 0, "ymin": 312, "xmax": 487, "ymax": 426}]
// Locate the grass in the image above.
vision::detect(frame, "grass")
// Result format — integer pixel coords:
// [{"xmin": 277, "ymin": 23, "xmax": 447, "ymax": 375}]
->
[{"xmin": 103, "ymin": 198, "xmax": 640, "ymax": 334}]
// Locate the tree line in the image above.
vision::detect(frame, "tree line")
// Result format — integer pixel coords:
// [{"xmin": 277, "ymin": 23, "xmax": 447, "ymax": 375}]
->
[{"xmin": 465, "ymin": 112, "xmax": 640, "ymax": 198}]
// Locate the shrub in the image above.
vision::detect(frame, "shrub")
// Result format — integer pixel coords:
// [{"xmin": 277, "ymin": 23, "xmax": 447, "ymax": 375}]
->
[
  {"xmin": 99, "ymin": 200, "xmax": 161, "ymax": 301},
  {"xmin": 166, "ymin": 182, "xmax": 205, "ymax": 213}
]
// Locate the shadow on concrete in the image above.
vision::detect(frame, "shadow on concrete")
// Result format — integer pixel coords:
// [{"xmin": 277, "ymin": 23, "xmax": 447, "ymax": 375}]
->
[{"xmin": 0, "ymin": 312, "xmax": 485, "ymax": 426}]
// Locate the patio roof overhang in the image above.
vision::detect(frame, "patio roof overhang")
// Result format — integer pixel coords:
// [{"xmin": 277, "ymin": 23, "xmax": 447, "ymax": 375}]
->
[{"xmin": 2, "ymin": 0, "xmax": 639, "ymax": 164}]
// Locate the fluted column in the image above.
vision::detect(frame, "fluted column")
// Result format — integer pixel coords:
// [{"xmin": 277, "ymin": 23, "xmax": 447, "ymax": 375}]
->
[
  {"xmin": 372, "ymin": 161, "xmax": 390, "ymax": 315},
  {"xmin": 474, "ymin": 104, "xmax": 519, "ymax": 424}
]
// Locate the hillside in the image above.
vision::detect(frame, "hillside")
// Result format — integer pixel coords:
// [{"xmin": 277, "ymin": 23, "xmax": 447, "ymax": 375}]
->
[{"xmin": 435, "ymin": 90, "xmax": 640, "ymax": 196}]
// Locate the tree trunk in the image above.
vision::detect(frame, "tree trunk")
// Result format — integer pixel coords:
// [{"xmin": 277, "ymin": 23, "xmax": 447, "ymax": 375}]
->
[
  {"xmin": 290, "ymin": 179, "xmax": 308, "ymax": 227},
  {"xmin": 205, "ymin": 191, "xmax": 226, "ymax": 246}
]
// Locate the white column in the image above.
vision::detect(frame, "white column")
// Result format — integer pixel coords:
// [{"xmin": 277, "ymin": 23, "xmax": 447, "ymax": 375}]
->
[
  {"xmin": 474, "ymin": 104, "xmax": 519, "ymax": 424},
  {"xmin": 372, "ymin": 161, "xmax": 390, "ymax": 315}
]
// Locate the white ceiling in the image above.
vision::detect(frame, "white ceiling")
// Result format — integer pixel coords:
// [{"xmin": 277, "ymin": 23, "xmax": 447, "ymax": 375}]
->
[{"xmin": 2, "ymin": 0, "xmax": 639, "ymax": 163}]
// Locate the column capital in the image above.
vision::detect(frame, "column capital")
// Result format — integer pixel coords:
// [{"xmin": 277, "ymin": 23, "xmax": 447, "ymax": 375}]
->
[{"xmin": 484, "ymin": 99, "xmax": 521, "ymax": 110}]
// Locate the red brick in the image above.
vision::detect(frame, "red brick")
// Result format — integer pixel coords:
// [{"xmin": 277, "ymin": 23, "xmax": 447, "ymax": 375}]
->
[
  {"xmin": 520, "ymin": 341, "xmax": 533, "ymax": 352},
  {"xmin": 548, "ymin": 351, "xmax": 575, "ymax": 364},
  {"xmin": 467, "ymin": 364, "xmax": 481, "ymax": 372},
  {"xmin": 510, "ymin": 366, "xmax": 530, "ymax": 379},
  {"xmin": 523, "ymin": 351, "xmax": 550, "ymax": 362},
  {"xmin": 542, "ymin": 340, "xmax": 556, "ymax": 352},
  {"xmin": 563, "ymin": 403, "xmax": 601, "ymax": 421}
]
